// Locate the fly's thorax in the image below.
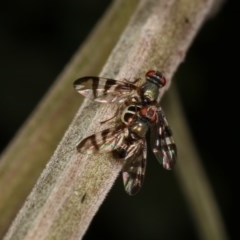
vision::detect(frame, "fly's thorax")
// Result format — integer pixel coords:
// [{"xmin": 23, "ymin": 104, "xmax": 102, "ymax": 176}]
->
[{"xmin": 141, "ymin": 82, "xmax": 160, "ymax": 103}]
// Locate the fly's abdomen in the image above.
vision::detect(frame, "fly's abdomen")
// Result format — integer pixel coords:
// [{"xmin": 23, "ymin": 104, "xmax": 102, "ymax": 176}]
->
[{"xmin": 129, "ymin": 120, "xmax": 148, "ymax": 139}]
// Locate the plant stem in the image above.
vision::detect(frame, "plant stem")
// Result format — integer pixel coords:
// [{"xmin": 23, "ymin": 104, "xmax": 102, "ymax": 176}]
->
[{"xmin": 3, "ymin": 0, "xmax": 228, "ymax": 240}]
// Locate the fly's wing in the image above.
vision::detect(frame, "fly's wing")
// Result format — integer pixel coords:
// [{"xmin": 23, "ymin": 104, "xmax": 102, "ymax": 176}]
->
[
  {"xmin": 73, "ymin": 76, "xmax": 139, "ymax": 103},
  {"xmin": 122, "ymin": 139, "xmax": 147, "ymax": 196},
  {"xmin": 150, "ymin": 107, "xmax": 177, "ymax": 170},
  {"xmin": 77, "ymin": 126, "xmax": 128, "ymax": 154}
]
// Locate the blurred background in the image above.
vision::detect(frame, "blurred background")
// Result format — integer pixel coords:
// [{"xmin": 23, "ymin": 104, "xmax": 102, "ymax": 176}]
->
[{"xmin": 0, "ymin": 0, "xmax": 236, "ymax": 239}]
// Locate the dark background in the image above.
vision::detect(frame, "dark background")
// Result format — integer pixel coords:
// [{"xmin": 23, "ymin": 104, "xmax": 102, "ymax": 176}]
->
[{"xmin": 0, "ymin": 0, "xmax": 236, "ymax": 239}]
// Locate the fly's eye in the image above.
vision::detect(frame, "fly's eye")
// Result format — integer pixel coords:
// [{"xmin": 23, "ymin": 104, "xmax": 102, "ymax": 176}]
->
[
  {"xmin": 146, "ymin": 70, "xmax": 166, "ymax": 87},
  {"xmin": 158, "ymin": 73, "xmax": 166, "ymax": 87},
  {"xmin": 145, "ymin": 70, "xmax": 156, "ymax": 78}
]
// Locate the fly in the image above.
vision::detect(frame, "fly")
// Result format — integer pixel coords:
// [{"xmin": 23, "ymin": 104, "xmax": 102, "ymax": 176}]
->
[{"xmin": 73, "ymin": 70, "xmax": 177, "ymax": 195}]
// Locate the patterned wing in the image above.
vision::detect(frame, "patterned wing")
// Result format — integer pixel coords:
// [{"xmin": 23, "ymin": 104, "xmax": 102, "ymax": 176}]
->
[
  {"xmin": 77, "ymin": 126, "xmax": 128, "ymax": 154},
  {"xmin": 122, "ymin": 139, "xmax": 147, "ymax": 196},
  {"xmin": 150, "ymin": 107, "xmax": 177, "ymax": 170},
  {"xmin": 73, "ymin": 76, "xmax": 139, "ymax": 103}
]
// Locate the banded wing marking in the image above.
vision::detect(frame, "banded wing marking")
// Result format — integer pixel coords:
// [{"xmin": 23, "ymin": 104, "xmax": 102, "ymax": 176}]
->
[
  {"xmin": 77, "ymin": 126, "xmax": 128, "ymax": 154},
  {"xmin": 122, "ymin": 139, "xmax": 147, "ymax": 195},
  {"xmin": 150, "ymin": 108, "xmax": 177, "ymax": 170},
  {"xmin": 74, "ymin": 76, "xmax": 138, "ymax": 103}
]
